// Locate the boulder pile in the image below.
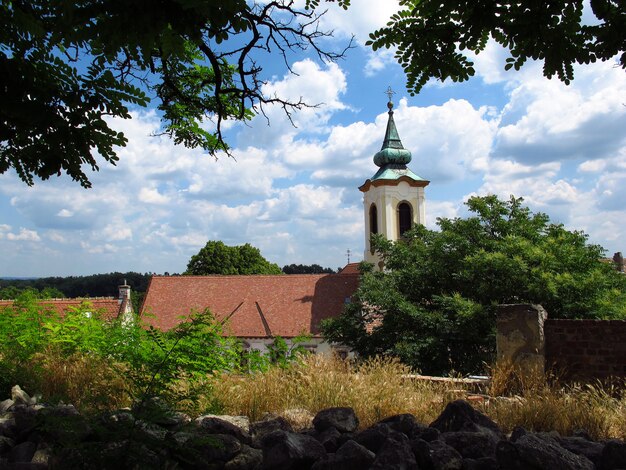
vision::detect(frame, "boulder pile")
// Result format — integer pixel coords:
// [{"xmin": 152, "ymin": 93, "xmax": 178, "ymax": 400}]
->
[{"xmin": 1, "ymin": 385, "xmax": 625, "ymax": 469}]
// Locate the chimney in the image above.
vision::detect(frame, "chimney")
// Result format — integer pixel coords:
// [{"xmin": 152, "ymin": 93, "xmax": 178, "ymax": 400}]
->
[
  {"xmin": 613, "ymin": 252, "xmax": 625, "ymax": 273},
  {"xmin": 118, "ymin": 279, "xmax": 131, "ymax": 304},
  {"xmin": 118, "ymin": 280, "xmax": 134, "ymax": 326}
]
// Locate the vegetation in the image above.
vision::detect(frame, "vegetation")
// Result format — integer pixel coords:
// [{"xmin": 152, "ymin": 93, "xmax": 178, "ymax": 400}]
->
[
  {"xmin": 368, "ymin": 0, "xmax": 626, "ymax": 94},
  {"xmin": 322, "ymin": 195, "xmax": 626, "ymax": 376},
  {"xmin": 0, "ymin": 272, "xmax": 150, "ymax": 298},
  {"xmin": 1, "ymin": 292, "xmax": 624, "ymax": 440},
  {"xmin": 282, "ymin": 264, "xmax": 336, "ymax": 274},
  {"xmin": 0, "ymin": 286, "xmax": 64, "ymax": 300},
  {"xmin": 0, "ymin": 290, "xmax": 301, "ymax": 414},
  {"xmin": 1, "ymin": 0, "xmax": 349, "ymax": 187},
  {"xmin": 211, "ymin": 354, "xmax": 626, "ymax": 440},
  {"xmin": 185, "ymin": 240, "xmax": 282, "ymax": 275}
]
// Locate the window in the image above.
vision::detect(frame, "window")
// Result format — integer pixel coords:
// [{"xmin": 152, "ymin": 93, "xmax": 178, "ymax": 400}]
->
[
  {"xmin": 398, "ymin": 202, "xmax": 412, "ymax": 236},
  {"xmin": 369, "ymin": 204, "xmax": 378, "ymax": 234}
]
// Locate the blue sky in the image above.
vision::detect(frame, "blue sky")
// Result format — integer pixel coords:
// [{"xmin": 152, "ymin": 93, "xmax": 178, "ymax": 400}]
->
[{"xmin": 1, "ymin": 0, "xmax": 625, "ymax": 277}]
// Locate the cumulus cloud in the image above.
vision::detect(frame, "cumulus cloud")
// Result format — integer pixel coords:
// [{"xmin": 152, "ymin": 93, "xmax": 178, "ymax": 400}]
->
[
  {"xmin": 5, "ymin": 228, "xmax": 41, "ymax": 242},
  {"xmin": 1, "ymin": 40, "xmax": 625, "ymax": 275}
]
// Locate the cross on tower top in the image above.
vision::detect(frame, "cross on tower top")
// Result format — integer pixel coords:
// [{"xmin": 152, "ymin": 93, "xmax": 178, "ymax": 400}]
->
[{"xmin": 385, "ymin": 86, "xmax": 395, "ymax": 102}]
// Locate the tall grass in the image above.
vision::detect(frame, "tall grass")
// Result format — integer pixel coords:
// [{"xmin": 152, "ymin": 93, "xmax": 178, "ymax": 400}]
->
[
  {"xmin": 483, "ymin": 360, "xmax": 626, "ymax": 440},
  {"xmin": 209, "ymin": 355, "xmax": 626, "ymax": 439},
  {"xmin": 210, "ymin": 354, "xmax": 461, "ymax": 429}
]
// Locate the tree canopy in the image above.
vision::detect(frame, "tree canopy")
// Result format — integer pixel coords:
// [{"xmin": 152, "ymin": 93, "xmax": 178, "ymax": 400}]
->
[
  {"xmin": 322, "ymin": 195, "xmax": 626, "ymax": 376},
  {"xmin": 185, "ymin": 240, "xmax": 282, "ymax": 275},
  {"xmin": 1, "ymin": 0, "xmax": 349, "ymax": 187},
  {"xmin": 368, "ymin": 0, "xmax": 625, "ymax": 94},
  {"xmin": 282, "ymin": 263, "xmax": 336, "ymax": 274}
]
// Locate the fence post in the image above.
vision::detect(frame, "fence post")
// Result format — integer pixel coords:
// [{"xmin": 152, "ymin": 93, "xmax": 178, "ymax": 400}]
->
[{"xmin": 496, "ymin": 304, "xmax": 547, "ymax": 374}]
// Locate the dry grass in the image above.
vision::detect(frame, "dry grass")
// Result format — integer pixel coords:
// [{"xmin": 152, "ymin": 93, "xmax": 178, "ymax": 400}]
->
[
  {"xmin": 210, "ymin": 354, "xmax": 462, "ymax": 429},
  {"xmin": 482, "ymin": 360, "xmax": 626, "ymax": 440},
  {"xmin": 21, "ymin": 348, "xmax": 133, "ymax": 413},
  {"xmin": 7, "ymin": 350, "xmax": 624, "ymax": 440},
  {"xmin": 208, "ymin": 355, "xmax": 626, "ymax": 439}
]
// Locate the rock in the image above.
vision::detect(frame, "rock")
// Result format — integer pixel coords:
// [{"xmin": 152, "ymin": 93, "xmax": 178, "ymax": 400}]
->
[
  {"xmin": 99, "ymin": 410, "xmax": 135, "ymax": 434},
  {"xmin": 12, "ymin": 406, "xmax": 38, "ymax": 437},
  {"xmin": 315, "ymin": 426, "xmax": 342, "ymax": 453},
  {"xmin": 38, "ymin": 407, "xmax": 92, "ymax": 444},
  {"xmin": 200, "ymin": 414, "xmax": 251, "ymax": 433},
  {"xmin": 496, "ymin": 433, "xmax": 595, "ymax": 470},
  {"xmin": 460, "ymin": 456, "xmax": 499, "ymax": 470},
  {"xmin": 412, "ymin": 438, "xmax": 463, "ymax": 470},
  {"xmin": 509, "ymin": 426, "xmax": 527, "ymax": 442},
  {"xmin": 601, "ymin": 439, "xmax": 626, "ymax": 470},
  {"xmin": 430, "ymin": 400, "xmax": 503, "ymax": 440},
  {"xmin": 8, "ymin": 441, "xmax": 37, "ymax": 463},
  {"xmin": 353, "ymin": 423, "xmax": 390, "ymax": 453},
  {"xmin": 135, "ymin": 397, "xmax": 191, "ymax": 428},
  {"xmin": 379, "ymin": 414, "xmax": 424, "ymax": 437},
  {"xmin": 250, "ymin": 416, "xmax": 293, "ymax": 449},
  {"xmin": 413, "ymin": 426, "xmax": 441, "ymax": 442},
  {"xmin": 225, "ymin": 444, "xmax": 263, "ymax": 470},
  {"xmin": 261, "ymin": 430, "xmax": 326, "ymax": 470},
  {"xmin": 195, "ymin": 433, "xmax": 243, "ymax": 462},
  {"xmin": 370, "ymin": 434, "xmax": 417, "ymax": 470},
  {"xmin": 134, "ymin": 419, "xmax": 168, "ymax": 446},
  {"xmin": 311, "ymin": 440, "xmax": 376, "ymax": 470},
  {"xmin": 11, "ymin": 386, "xmax": 32, "ymax": 406},
  {"xmin": 0, "ymin": 399, "xmax": 14, "ymax": 413},
  {"xmin": 0, "ymin": 435, "xmax": 14, "ymax": 453},
  {"xmin": 555, "ymin": 436, "xmax": 604, "ymax": 468},
  {"xmin": 0, "ymin": 416, "xmax": 16, "ymax": 440},
  {"xmin": 196, "ymin": 416, "xmax": 252, "ymax": 445},
  {"xmin": 31, "ymin": 446, "xmax": 51, "ymax": 465},
  {"xmin": 313, "ymin": 408, "xmax": 359, "ymax": 434},
  {"xmin": 335, "ymin": 440, "xmax": 375, "ymax": 467},
  {"xmin": 442, "ymin": 431, "xmax": 500, "ymax": 459}
]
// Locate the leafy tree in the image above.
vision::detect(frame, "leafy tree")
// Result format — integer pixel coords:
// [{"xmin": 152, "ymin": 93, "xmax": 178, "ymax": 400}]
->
[
  {"xmin": 0, "ymin": 286, "xmax": 65, "ymax": 300},
  {"xmin": 185, "ymin": 240, "xmax": 282, "ymax": 275},
  {"xmin": 0, "ymin": 272, "xmax": 150, "ymax": 298},
  {"xmin": 282, "ymin": 264, "xmax": 336, "ymax": 274},
  {"xmin": 367, "ymin": 0, "xmax": 625, "ymax": 94},
  {"xmin": 1, "ymin": 0, "xmax": 350, "ymax": 187},
  {"xmin": 322, "ymin": 195, "xmax": 626, "ymax": 375}
]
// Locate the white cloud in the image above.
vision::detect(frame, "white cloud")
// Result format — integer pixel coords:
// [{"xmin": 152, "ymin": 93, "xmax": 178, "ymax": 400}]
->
[
  {"xmin": 1, "ymin": 40, "xmax": 625, "ymax": 276},
  {"xmin": 6, "ymin": 228, "xmax": 41, "ymax": 242},
  {"xmin": 138, "ymin": 188, "xmax": 170, "ymax": 205},
  {"xmin": 57, "ymin": 209, "xmax": 74, "ymax": 217}
]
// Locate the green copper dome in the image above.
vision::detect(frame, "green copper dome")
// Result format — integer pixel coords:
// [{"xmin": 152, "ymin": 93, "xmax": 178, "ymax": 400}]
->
[{"xmin": 373, "ymin": 100, "xmax": 412, "ymax": 167}]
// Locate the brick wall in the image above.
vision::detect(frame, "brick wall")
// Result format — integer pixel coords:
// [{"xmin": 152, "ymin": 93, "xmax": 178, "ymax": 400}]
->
[{"xmin": 544, "ymin": 319, "xmax": 626, "ymax": 380}]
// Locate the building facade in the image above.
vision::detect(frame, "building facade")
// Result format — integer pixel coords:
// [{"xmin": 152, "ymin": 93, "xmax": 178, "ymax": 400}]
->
[{"xmin": 359, "ymin": 96, "xmax": 429, "ymax": 269}]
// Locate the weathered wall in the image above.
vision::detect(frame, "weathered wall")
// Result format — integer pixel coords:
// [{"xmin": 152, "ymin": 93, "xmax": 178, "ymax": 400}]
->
[
  {"xmin": 544, "ymin": 319, "xmax": 626, "ymax": 380},
  {"xmin": 496, "ymin": 304, "xmax": 547, "ymax": 374},
  {"xmin": 496, "ymin": 305, "xmax": 626, "ymax": 381}
]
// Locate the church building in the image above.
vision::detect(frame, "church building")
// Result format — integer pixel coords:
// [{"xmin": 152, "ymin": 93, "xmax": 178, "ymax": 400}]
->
[
  {"xmin": 359, "ymin": 92, "xmax": 429, "ymax": 269},
  {"xmin": 140, "ymin": 92, "xmax": 428, "ymax": 351}
]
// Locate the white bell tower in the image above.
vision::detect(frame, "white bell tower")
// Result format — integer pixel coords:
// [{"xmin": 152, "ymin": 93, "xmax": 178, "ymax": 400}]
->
[{"xmin": 359, "ymin": 90, "xmax": 429, "ymax": 270}]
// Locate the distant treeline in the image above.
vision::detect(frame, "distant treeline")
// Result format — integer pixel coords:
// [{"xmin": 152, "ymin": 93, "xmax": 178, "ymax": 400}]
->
[
  {"xmin": 0, "ymin": 272, "xmax": 151, "ymax": 299},
  {"xmin": 0, "ymin": 264, "xmax": 337, "ymax": 300},
  {"xmin": 281, "ymin": 264, "xmax": 337, "ymax": 274}
]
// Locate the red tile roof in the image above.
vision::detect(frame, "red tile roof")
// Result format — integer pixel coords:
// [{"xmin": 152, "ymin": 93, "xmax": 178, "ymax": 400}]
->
[
  {"xmin": 339, "ymin": 263, "xmax": 361, "ymax": 275},
  {"xmin": 0, "ymin": 298, "xmax": 123, "ymax": 321},
  {"xmin": 140, "ymin": 274, "xmax": 360, "ymax": 337}
]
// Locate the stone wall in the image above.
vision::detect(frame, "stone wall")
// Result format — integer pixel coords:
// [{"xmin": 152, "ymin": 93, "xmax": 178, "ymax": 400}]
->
[
  {"xmin": 496, "ymin": 305, "xmax": 626, "ymax": 381},
  {"xmin": 496, "ymin": 304, "xmax": 547, "ymax": 375},
  {"xmin": 544, "ymin": 319, "xmax": 626, "ymax": 380}
]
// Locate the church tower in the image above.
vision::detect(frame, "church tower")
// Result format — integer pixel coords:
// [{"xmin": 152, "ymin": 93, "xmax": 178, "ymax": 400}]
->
[{"xmin": 359, "ymin": 91, "xmax": 429, "ymax": 269}]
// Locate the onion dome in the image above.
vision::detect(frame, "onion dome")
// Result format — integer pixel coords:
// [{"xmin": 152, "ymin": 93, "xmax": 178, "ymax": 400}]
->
[{"xmin": 373, "ymin": 100, "xmax": 412, "ymax": 167}]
